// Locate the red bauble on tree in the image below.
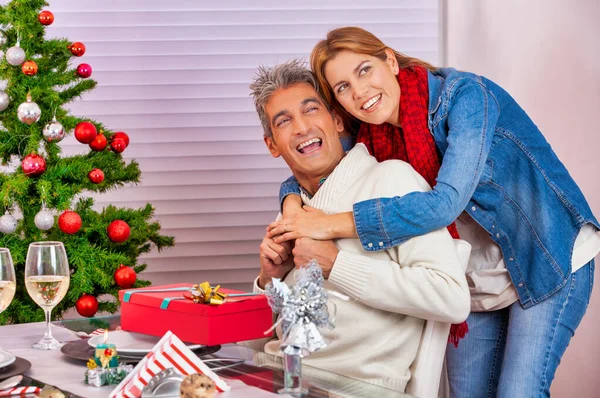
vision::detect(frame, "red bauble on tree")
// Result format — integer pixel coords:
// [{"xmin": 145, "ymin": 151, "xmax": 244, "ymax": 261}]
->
[
  {"xmin": 22, "ymin": 60, "xmax": 38, "ymax": 76},
  {"xmin": 88, "ymin": 168, "xmax": 104, "ymax": 184},
  {"xmin": 107, "ymin": 220, "xmax": 130, "ymax": 243},
  {"xmin": 21, "ymin": 154, "xmax": 46, "ymax": 176},
  {"xmin": 114, "ymin": 264, "xmax": 136, "ymax": 289},
  {"xmin": 68, "ymin": 42, "xmax": 86, "ymax": 57},
  {"xmin": 110, "ymin": 138, "xmax": 126, "ymax": 153},
  {"xmin": 112, "ymin": 132, "xmax": 129, "ymax": 147},
  {"xmin": 74, "ymin": 121, "xmax": 97, "ymax": 144},
  {"xmin": 38, "ymin": 10, "xmax": 54, "ymax": 25},
  {"xmin": 76, "ymin": 63, "xmax": 92, "ymax": 78},
  {"xmin": 58, "ymin": 210, "xmax": 82, "ymax": 234},
  {"xmin": 76, "ymin": 294, "xmax": 98, "ymax": 317},
  {"xmin": 89, "ymin": 134, "xmax": 107, "ymax": 151}
]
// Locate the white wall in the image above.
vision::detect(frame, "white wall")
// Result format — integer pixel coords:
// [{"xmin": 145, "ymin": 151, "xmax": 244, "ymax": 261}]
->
[{"xmin": 446, "ymin": 1, "xmax": 600, "ymax": 395}]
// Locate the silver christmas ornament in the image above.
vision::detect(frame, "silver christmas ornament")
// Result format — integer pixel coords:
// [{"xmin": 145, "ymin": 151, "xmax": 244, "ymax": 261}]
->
[
  {"xmin": 17, "ymin": 93, "xmax": 41, "ymax": 124},
  {"xmin": 0, "ymin": 212, "xmax": 17, "ymax": 234},
  {"xmin": 42, "ymin": 117, "xmax": 65, "ymax": 142},
  {"xmin": 34, "ymin": 208, "xmax": 54, "ymax": 230},
  {"xmin": 5, "ymin": 43, "xmax": 25, "ymax": 66},
  {"xmin": 0, "ymin": 90, "xmax": 9, "ymax": 111},
  {"xmin": 0, "ymin": 30, "xmax": 6, "ymax": 47}
]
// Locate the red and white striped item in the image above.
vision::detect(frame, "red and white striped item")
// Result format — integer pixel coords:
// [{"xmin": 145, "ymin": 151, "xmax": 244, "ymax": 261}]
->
[
  {"xmin": 88, "ymin": 328, "xmax": 106, "ymax": 336},
  {"xmin": 109, "ymin": 330, "xmax": 230, "ymax": 398},
  {"xmin": 0, "ymin": 386, "xmax": 41, "ymax": 396}
]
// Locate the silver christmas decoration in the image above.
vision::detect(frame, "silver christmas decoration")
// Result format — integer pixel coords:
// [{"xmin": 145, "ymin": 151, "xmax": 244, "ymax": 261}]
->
[
  {"xmin": 5, "ymin": 43, "xmax": 25, "ymax": 66},
  {"xmin": 17, "ymin": 93, "xmax": 41, "ymax": 125},
  {"xmin": 0, "ymin": 212, "xmax": 17, "ymax": 234},
  {"xmin": 34, "ymin": 208, "xmax": 54, "ymax": 230},
  {"xmin": 0, "ymin": 30, "xmax": 6, "ymax": 47},
  {"xmin": 42, "ymin": 116, "xmax": 65, "ymax": 142},
  {"xmin": 0, "ymin": 90, "xmax": 9, "ymax": 111}
]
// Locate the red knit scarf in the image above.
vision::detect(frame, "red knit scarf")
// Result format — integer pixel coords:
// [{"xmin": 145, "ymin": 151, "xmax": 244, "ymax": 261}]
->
[{"xmin": 356, "ymin": 65, "xmax": 468, "ymax": 347}]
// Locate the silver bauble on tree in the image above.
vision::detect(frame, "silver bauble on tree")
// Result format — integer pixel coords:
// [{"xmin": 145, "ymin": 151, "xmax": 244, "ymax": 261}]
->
[
  {"xmin": 5, "ymin": 42, "xmax": 25, "ymax": 66},
  {"xmin": 17, "ymin": 93, "xmax": 41, "ymax": 124},
  {"xmin": 0, "ymin": 30, "xmax": 7, "ymax": 47},
  {"xmin": 34, "ymin": 208, "xmax": 54, "ymax": 230},
  {"xmin": 42, "ymin": 116, "xmax": 65, "ymax": 142},
  {"xmin": 0, "ymin": 212, "xmax": 17, "ymax": 234},
  {"xmin": 0, "ymin": 90, "xmax": 9, "ymax": 111}
]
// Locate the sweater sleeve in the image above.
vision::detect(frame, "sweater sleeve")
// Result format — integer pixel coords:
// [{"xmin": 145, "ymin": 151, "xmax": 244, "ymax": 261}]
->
[{"xmin": 329, "ymin": 161, "xmax": 471, "ymax": 323}]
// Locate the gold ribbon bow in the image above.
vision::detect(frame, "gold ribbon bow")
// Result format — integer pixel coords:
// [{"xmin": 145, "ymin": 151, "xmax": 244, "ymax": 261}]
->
[{"xmin": 190, "ymin": 282, "xmax": 228, "ymax": 305}]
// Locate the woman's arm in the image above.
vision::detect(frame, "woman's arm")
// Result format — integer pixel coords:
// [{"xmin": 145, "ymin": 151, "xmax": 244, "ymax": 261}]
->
[{"xmin": 354, "ymin": 78, "xmax": 500, "ymax": 251}]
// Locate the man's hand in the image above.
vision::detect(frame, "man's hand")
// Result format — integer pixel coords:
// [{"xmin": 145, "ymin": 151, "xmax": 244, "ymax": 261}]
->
[
  {"xmin": 258, "ymin": 234, "xmax": 294, "ymax": 289},
  {"xmin": 292, "ymin": 237, "xmax": 339, "ymax": 279}
]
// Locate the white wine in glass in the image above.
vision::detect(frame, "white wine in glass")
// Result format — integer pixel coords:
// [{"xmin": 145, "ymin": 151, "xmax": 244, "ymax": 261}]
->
[
  {"xmin": 0, "ymin": 248, "xmax": 16, "ymax": 350},
  {"xmin": 25, "ymin": 241, "xmax": 70, "ymax": 350}
]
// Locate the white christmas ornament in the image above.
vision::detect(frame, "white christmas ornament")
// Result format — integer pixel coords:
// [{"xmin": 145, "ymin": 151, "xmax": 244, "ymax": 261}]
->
[
  {"xmin": 34, "ymin": 208, "xmax": 54, "ymax": 230},
  {"xmin": 0, "ymin": 212, "xmax": 17, "ymax": 234},
  {"xmin": 0, "ymin": 30, "xmax": 7, "ymax": 47},
  {"xmin": 0, "ymin": 90, "xmax": 9, "ymax": 111},
  {"xmin": 42, "ymin": 116, "xmax": 65, "ymax": 142},
  {"xmin": 5, "ymin": 43, "xmax": 25, "ymax": 66},
  {"xmin": 17, "ymin": 94, "xmax": 41, "ymax": 124}
]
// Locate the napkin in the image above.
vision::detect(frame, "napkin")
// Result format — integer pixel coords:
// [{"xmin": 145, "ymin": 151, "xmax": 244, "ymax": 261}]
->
[
  {"xmin": 0, "ymin": 386, "xmax": 41, "ymax": 396},
  {"xmin": 109, "ymin": 330, "xmax": 230, "ymax": 397}
]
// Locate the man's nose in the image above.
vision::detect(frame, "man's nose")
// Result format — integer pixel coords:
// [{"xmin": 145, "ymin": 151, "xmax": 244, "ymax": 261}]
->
[{"xmin": 292, "ymin": 115, "xmax": 310, "ymax": 136}]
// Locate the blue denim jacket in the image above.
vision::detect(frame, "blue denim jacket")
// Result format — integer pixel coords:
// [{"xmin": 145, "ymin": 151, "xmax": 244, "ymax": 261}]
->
[{"xmin": 279, "ymin": 68, "xmax": 598, "ymax": 308}]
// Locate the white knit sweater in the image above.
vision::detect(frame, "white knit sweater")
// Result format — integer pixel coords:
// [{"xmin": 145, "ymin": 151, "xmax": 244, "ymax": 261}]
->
[{"xmin": 252, "ymin": 144, "xmax": 470, "ymax": 392}]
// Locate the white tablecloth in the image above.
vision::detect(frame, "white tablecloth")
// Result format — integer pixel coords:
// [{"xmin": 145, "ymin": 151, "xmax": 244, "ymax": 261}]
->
[{"xmin": 0, "ymin": 322, "xmax": 286, "ymax": 398}]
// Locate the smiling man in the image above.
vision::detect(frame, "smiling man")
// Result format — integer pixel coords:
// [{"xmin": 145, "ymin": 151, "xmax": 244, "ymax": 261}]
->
[{"xmin": 247, "ymin": 59, "xmax": 470, "ymax": 393}]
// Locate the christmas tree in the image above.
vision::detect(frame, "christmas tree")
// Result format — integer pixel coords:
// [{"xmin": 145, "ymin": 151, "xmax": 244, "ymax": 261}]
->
[{"xmin": 0, "ymin": 0, "xmax": 175, "ymax": 324}]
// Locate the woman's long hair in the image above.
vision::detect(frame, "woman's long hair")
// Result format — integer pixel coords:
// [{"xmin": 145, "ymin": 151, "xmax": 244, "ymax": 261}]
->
[{"xmin": 311, "ymin": 26, "xmax": 437, "ymax": 133}]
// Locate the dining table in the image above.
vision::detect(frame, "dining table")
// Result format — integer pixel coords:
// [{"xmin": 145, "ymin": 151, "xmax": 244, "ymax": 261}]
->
[{"xmin": 0, "ymin": 315, "xmax": 412, "ymax": 398}]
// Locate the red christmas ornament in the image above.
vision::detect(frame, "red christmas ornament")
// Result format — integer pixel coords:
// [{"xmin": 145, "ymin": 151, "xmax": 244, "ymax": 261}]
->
[
  {"xmin": 38, "ymin": 10, "xmax": 54, "ymax": 25},
  {"xmin": 112, "ymin": 132, "xmax": 129, "ymax": 147},
  {"xmin": 114, "ymin": 264, "xmax": 136, "ymax": 289},
  {"xmin": 88, "ymin": 168, "xmax": 104, "ymax": 184},
  {"xmin": 75, "ymin": 294, "xmax": 98, "ymax": 317},
  {"xmin": 74, "ymin": 121, "xmax": 97, "ymax": 144},
  {"xmin": 76, "ymin": 63, "xmax": 92, "ymax": 78},
  {"xmin": 21, "ymin": 154, "xmax": 46, "ymax": 176},
  {"xmin": 58, "ymin": 210, "xmax": 82, "ymax": 234},
  {"xmin": 22, "ymin": 60, "xmax": 38, "ymax": 76},
  {"xmin": 110, "ymin": 138, "xmax": 126, "ymax": 153},
  {"xmin": 107, "ymin": 220, "xmax": 130, "ymax": 243},
  {"xmin": 89, "ymin": 134, "xmax": 107, "ymax": 151},
  {"xmin": 68, "ymin": 42, "xmax": 86, "ymax": 57}
]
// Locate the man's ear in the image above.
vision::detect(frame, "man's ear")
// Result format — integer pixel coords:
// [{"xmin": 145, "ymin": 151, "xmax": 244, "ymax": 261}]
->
[
  {"xmin": 264, "ymin": 135, "xmax": 281, "ymax": 158},
  {"xmin": 331, "ymin": 111, "xmax": 345, "ymax": 135},
  {"xmin": 384, "ymin": 48, "xmax": 399, "ymax": 75}
]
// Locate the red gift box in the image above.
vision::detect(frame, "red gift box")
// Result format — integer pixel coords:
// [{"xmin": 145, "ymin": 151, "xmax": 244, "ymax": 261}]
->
[{"xmin": 119, "ymin": 283, "xmax": 273, "ymax": 346}]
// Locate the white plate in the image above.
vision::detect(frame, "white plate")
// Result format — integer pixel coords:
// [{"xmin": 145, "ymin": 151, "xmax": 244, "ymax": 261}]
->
[
  {"xmin": 87, "ymin": 331, "xmax": 202, "ymax": 355},
  {"xmin": 0, "ymin": 349, "xmax": 16, "ymax": 369}
]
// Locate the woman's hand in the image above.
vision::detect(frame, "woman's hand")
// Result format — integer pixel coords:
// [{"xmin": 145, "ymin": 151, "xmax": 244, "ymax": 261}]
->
[{"xmin": 268, "ymin": 207, "xmax": 357, "ymax": 243}]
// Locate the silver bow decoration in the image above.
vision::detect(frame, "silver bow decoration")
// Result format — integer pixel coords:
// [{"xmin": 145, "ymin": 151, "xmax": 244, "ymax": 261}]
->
[{"xmin": 265, "ymin": 260, "xmax": 335, "ymax": 357}]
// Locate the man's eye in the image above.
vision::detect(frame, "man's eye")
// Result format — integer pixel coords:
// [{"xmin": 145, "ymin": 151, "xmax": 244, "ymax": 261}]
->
[
  {"xmin": 337, "ymin": 83, "xmax": 348, "ymax": 94},
  {"xmin": 276, "ymin": 118, "xmax": 290, "ymax": 127},
  {"xmin": 359, "ymin": 66, "xmax": 371, "ymax": 76},
  {"xmin": 306, "ymin": 106, "xmax": 318, "ymax": 113}
]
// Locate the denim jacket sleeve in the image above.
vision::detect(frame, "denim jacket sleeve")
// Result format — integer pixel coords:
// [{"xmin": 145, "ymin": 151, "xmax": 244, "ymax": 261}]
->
[
  {"xmin": 353, "ymin": 78, "xmax": 501, "ymax": 251},
  {"xmin": 279, "ymin": 175, "xmax": 301, "ymax": 210}
]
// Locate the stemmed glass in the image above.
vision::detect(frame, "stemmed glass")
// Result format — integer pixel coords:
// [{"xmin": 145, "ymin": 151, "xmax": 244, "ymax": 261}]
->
[
  {"xmin": 0, "ymin": 248, "xmax": 16, "ymax": 350},
  {"xmin": 25, "ymin": 241, "xmax": 70, "ymax": 350}
]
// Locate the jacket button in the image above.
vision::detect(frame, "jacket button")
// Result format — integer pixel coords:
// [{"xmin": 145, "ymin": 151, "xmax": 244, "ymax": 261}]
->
[
  {"xmin": 491, "ymin": 225, "xmax": 495, "ymax": 229},
  {"xmin": 367, "ymin": 243, "xmax": 373, "ymax": 248},
  {"xmin": 518, "ymin": 282, "xmax": 524, "ymax": 287},
  {"xmin": 509, "ymin": 257, "xmax": 514, "ymax": 261},
  {"xmin": 496, "ymin": 233, "xmax": 500, "ymax": 238},
  {"xmin": 378, "ymin": 242, "xmax": 384, "ymax": 247},
  {"xmin": 471, "ymin": 206, "xmax": 476, "ymax": 211}
]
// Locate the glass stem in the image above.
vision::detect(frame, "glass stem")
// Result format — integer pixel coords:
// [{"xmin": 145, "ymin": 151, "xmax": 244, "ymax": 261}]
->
[{"xmin": 44, "ymin": 309, "xmax": 53, "ymax": 340}]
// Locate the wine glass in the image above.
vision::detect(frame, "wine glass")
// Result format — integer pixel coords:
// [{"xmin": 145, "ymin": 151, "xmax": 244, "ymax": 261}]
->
[
  {"xmin": 25, "ymin": 241, "xmax": 70, "ymax": 350},
  {"xmin": 0, "ymin": 248, "xmax": 16, "ymax": 349}
]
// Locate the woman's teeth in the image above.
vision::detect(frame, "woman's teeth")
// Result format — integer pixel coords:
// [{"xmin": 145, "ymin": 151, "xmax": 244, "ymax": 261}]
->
[{"xmin": 362, "ymin": 94, "xmax": 382, "ymax": 110}]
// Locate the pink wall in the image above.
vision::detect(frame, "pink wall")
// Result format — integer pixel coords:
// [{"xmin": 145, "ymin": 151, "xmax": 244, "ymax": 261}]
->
[{"xmin": 446, "ymin": 0, "xmax": 600, "ymax": 395}]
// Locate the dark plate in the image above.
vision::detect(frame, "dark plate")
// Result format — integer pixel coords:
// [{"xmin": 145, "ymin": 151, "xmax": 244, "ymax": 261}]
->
[
  {"xmin": 60, "ymin": 338, "xmax": 221, "ymax": 362},
  {"xmin": 0, "ymin": 357, "xmax": 31, "ymax": 380}
]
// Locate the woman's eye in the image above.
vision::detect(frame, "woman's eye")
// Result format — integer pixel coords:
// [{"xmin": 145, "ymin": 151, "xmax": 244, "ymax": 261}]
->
[
  {"xmin": 359, "ymin": 66, "xmax": 371, "ymax": 76},
  {"xmin": 337, "ymin": 83, "xmax": 348, "ymax": 94}
]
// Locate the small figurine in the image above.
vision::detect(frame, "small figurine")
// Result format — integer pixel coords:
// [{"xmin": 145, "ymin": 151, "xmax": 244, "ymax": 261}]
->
[{"xmin": 180, "ymin": 373, "xmax": 216, "ymax": 398}]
